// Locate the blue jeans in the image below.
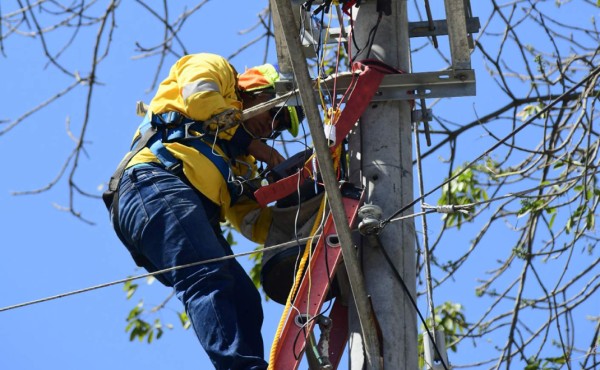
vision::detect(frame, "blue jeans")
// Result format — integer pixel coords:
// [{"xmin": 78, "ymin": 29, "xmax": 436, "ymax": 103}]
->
[{"xmin": 114, "ymin": 163, "xmax": 268, "ymax": 370}]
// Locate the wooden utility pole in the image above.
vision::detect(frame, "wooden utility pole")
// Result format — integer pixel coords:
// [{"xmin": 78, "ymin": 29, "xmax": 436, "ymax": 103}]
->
[{"xmin": 348, "ymin": 1, "xmax": 418, "ymax": 369}]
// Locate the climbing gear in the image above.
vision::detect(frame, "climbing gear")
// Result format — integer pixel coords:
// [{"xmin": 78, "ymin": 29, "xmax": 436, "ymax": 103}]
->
[
  {"xmin": 103, "ymin": 110, "xmax": 240, "ymax": 216},
  {"xmin": 239, "ymin": 63, "xmax": 303, "ymax": 137}
]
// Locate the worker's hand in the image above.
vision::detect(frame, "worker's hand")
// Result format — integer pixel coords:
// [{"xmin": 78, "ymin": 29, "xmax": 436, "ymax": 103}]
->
[{"xmin": 248, "ymin": 139, "xmax": 285, "ymax": 169}]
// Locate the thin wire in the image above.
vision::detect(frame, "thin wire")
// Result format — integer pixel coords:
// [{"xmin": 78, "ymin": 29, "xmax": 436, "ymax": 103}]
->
[
  {"xmin": 365, "ymin": 12, "xmax": 383, "ymax": 60},
  {"xmin": 381, "ymin": 168, "xmax": 600, "ymax": 228},
  {"xmin": 381, "ymin": 64, "xmax": 600, "ymax": 227},
  {"xmin": 0, "ymin": 234, "xmax": 320, "ymax": 314},
  {"xmin": 414, "ymin": 117, "xmax": 438, "ymax": 343},
  {"xmin": 372, "ymin": 234, "xmax": 450, "ymax": 370}
]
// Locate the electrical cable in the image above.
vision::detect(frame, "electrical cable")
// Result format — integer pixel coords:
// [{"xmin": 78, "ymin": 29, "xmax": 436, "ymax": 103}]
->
[
  {"xmin": 370, "ymin": 234, "xmax": 450, "ymax": 370},
  {"xmin": 0, "ymin": 234, "xmax": 321, "ymax": 314}
]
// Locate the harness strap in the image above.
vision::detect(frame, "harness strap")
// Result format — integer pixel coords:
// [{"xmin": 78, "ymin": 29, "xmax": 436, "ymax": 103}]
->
[
  {"xmin": 102, "ymin": 125, "xmax": 157, "ymax": 215},
  {"xmin": 253, "ymin": 59, "xmax": 407, "ymax": 207},
  {"xmin": 104, "ymin": 110, "xmax": 242, "ymax": 217}
]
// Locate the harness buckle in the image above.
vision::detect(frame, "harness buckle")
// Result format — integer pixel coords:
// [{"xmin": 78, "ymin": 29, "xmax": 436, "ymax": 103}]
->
[
  {"xmin": 166, "ymin": 161, "xmax": 184, "ymax": 175},
  {"xmin": 181, "ymin": 121, "xmax": 205, "ymax": 141}
]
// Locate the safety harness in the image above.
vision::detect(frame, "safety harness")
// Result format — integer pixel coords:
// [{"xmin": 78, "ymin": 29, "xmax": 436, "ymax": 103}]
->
[{"xmin": 102, "ymin": 111, "xmax": 237, "ymax": 217}]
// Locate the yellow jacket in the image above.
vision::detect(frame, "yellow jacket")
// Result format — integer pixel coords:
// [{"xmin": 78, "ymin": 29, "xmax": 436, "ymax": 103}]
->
[{"xmin": 125, "ymin": 53, "xmax": 272, "ymax": 244}]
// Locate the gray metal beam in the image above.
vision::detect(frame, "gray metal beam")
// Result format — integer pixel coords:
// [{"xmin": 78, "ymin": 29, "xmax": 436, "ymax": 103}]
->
[
  {"xmin": 409, "ymin": 17, "xmax": 480, "ymax": 38},
  {"xmin": 303, "ymin": 17, "xmax": 480, "ymax": 46},
  {"xmin": 444, "ymin": 0, "xmax": 471, "ymax": 70},
  {"xmin": 275, "ymin": 69, "xmax": 476, "ymax": 104},
  {"xmin": 323, "ymin": 70, "xmax": 476, "ymax": 100}
]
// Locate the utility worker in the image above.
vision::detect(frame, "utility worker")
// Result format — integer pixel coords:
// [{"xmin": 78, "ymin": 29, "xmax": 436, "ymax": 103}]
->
[{"xmin": 104, "ymin": 53, "xmax": 303, "ymax": 370}]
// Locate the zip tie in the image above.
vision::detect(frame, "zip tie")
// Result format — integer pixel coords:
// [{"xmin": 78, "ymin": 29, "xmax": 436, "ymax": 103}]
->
[{"xmin": 422, "ymin": 203, "xmax": 472, "ymax": 215}]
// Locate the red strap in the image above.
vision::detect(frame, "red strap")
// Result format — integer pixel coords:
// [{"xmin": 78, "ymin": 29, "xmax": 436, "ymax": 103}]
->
[
  {"xmin": 342, "ymin": 0, "xmax": 358, "ymax": 16},
  {"xmin": 254, "ymin": 168, "xmax": 310, "ymax": 207},
  {"xmin": 254, "ymin": 60, "xmax": 403, "ymax": 207},
  {"xmin": 332, "ymin": 61, "xmax": 386, "ymax": 145}
]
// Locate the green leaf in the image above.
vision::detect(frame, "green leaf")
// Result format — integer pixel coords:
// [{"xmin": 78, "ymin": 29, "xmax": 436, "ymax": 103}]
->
[
  {"xmin": 525, "ymin": 356, "xmax": 542, "ymax": 370},
  {"xmin": 548, "ymin": 213, "xmax": 557, "ymax": 229},
  {"xmin": 178, "ymin": 311, "xmax": 191, "ymax": 330},
  {"xmin": 544, "ymin": 354, "xmax": 567, "ymax": 365},
  {"xmin": 123, "ymin": 280, "xmax": 138, "ymax": 300},
  {"xmin": 586, "ymin": 209, "xmax": 595, "ymax": 230}
]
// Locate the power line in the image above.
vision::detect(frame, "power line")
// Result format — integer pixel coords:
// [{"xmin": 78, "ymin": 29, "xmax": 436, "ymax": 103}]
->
[{"xmin": 0, "ymin": 234, "xmax": 320, "ymax": 313}]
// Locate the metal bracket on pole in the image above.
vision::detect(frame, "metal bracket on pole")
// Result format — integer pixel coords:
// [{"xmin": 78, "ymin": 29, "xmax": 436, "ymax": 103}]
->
[
  {"xmin": 417, "ymin": 96, "xmax": 432, "ymax": 146},
  {"xmin": 274, "ymin": 69, "xmax": 476, "ymax": 108},
  {"xmin": 412, "ymin": 109, "xmax": 432, "ymax": 123},
  {"xmin": 408, "ymin": 17, "xmax": 480, "ymax": 39},
  {"xmin": 332, "ymin": 70, "xmax": 476, "ymax": 101}
]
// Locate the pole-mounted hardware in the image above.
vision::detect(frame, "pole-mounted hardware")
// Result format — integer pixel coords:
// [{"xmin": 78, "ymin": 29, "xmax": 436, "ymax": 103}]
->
[{"xmin": 358, "ymin": 204, "xmax": 383, "ymax": 236}]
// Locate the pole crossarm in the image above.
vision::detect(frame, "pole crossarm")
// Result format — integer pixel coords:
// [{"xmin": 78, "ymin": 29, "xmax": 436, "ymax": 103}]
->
[
  {"xmin": 276, "ymin": 69, "xmax": 476, "ymax": 103},
  {"xmin": 271, "ymin": 0, "xmax": 383, "ymax": 369}
]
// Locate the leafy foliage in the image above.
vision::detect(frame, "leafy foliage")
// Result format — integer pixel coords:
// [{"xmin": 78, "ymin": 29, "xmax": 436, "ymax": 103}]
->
[
  {"xmin": 417, "ymin": 302, "xmax": 468, "ymax": 369},
  {"xmin": 122, "ymin": 277, "xmax": 188, "ymax": 343},
  {"xmin": 438, "ymin": 164, "xmax": 489, "ymax": 229}
]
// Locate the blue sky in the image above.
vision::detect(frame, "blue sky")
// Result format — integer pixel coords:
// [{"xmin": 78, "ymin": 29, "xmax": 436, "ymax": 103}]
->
[{"xmin": 1, "ymin": 1, "xmax": 597, "ymax": 369}]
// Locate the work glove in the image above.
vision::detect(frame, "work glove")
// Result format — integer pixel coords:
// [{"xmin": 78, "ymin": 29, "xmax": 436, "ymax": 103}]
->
[{"xmin": 202, "ymin": 108, "xmax": 243, "ymax": 134}]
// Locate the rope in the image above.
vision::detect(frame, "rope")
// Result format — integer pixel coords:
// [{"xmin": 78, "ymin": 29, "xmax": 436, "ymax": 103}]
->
[{"xmin": 0, "ymin": 234, "xmax": 320, "ymax": 314}]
